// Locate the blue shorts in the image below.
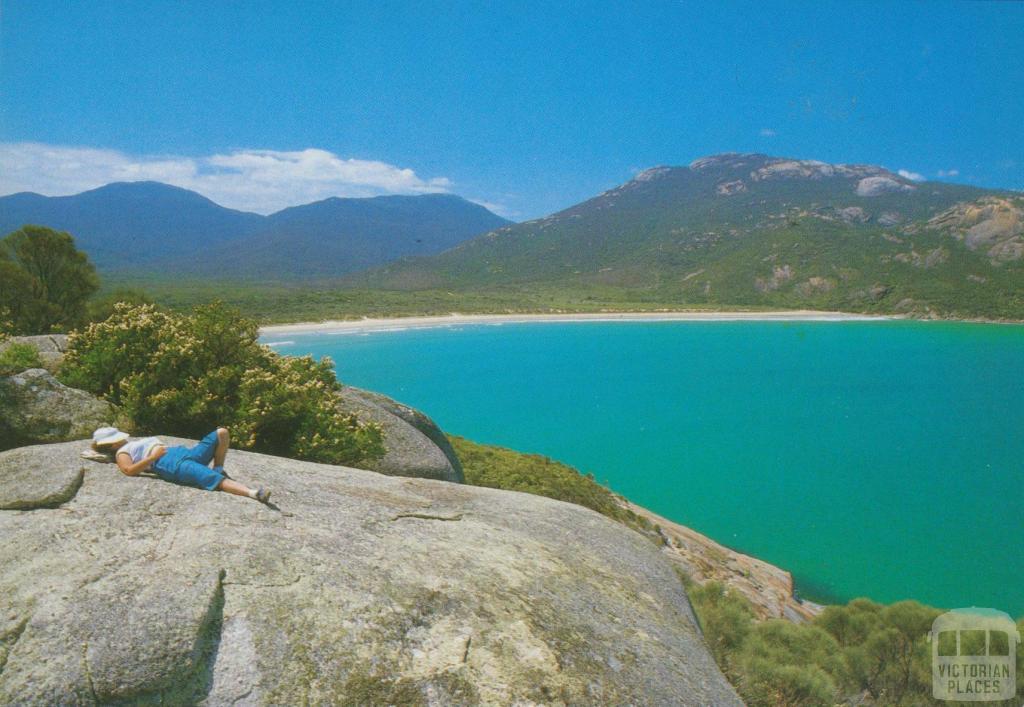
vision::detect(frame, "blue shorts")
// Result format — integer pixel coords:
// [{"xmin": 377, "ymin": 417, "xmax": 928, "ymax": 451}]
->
[{"xmin": 152, "ymin": 430, "xmax": 225, "ymax": 491}]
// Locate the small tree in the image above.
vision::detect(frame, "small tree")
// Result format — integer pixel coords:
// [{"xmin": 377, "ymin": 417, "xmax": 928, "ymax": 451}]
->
[
  {"xmin": 0, "ymin": 225, "xmax": 99, "ymax": 333},
  {"xmin": 0, "ymin": 259, "xmax": 35, "ymax": 334}
]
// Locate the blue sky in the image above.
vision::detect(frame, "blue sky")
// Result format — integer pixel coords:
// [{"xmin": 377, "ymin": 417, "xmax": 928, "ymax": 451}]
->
[{"xmin": 1, "ymin": 1, "xmax": 1022, "ymax": 219}]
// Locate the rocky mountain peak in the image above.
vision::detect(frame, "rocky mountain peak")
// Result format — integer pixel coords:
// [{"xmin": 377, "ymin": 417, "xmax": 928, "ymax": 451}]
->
[
  {"xmin": 683, "ymin": 153, "xmax": 917, "ymax": 199},
  {"xmin": 688, "ymin": 153, "xmax": 768, "ymax": 171},
  {"xmin": 687, "ymin": 153, "xmax": 904, "ymax": 185},
  {"xmin": 631, "ymin": 166, "xmax": 674, "ymax": 182}
]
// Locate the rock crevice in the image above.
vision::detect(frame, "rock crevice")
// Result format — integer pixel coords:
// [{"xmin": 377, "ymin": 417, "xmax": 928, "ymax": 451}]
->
[{"xmin": 392, "ymin": 512, "xmax": 464, "ymax": 522}]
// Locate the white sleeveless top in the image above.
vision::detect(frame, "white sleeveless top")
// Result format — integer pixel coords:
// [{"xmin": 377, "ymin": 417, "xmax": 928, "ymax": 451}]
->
[{"xmin": 118, "ymin": 437, "xmax": 164, "ymax": 466}]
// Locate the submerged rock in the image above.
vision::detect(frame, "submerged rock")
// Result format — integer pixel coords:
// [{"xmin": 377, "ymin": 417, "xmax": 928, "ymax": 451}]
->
[
  {"xmin": 0, "ymin": 369, "xmax": 119, "ymax": 451},
  {"xmin": 0, "ymin": 439, "xmax": 740, "ymax": 705}
]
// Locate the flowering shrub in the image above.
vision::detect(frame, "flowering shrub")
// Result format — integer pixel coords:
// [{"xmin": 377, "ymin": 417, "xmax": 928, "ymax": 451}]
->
[{"xmin": 61, "ymin": 302, "xmax": 384, "ymax": 464}]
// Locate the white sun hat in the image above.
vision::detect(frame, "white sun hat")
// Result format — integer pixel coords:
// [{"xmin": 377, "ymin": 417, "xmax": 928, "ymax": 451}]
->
[{"xmin": 92, "ymin": 427, "xmax": 129, "ymax": 446}]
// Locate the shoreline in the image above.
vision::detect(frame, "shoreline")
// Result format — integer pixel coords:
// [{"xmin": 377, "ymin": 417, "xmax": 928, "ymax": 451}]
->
[
  {"xmin": 259, "ymin": 309, "xmax": 897, "ymax": 335},
  {"xmin": 616, "ymin": 497, "xmax": 825, "ymax": 622}
]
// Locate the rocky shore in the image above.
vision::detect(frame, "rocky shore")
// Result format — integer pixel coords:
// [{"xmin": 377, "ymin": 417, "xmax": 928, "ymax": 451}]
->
[{"xmin": 617, "ymin": 498, "xmax": 823, "ymax": 622}]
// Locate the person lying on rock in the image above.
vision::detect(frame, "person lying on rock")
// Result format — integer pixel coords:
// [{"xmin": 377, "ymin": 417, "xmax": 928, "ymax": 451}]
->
[{"xmin": 91, "ymin": 426, "xmax": 271, "ymax": 504}]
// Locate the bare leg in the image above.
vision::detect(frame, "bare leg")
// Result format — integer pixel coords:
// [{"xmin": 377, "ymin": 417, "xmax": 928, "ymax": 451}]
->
[
  {"xmin": 217, "ymin": 478, "xmax": 256, "ymax": 498},
  {"xmin": 213, "ymin": 427, "xmax": 230, "ymax": 468}
]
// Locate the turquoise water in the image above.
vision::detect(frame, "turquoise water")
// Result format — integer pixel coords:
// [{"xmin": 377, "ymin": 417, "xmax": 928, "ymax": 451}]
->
[{"xmin": 264, "ymin": 321, "xmax": 1024, "ymax": 616}]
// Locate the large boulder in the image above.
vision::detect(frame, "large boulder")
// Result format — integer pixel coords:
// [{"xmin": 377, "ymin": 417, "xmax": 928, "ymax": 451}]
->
[
  {"xmin": 0, "ymin": 369, "xmax": 119, "ymax": 451},
  {"xmin": 338, "ymin": 386, "xmax": 464, "ymax": 483},
  {"xmin": 0, "ymin": 439, "xmax": 740, "ymax": 706}
]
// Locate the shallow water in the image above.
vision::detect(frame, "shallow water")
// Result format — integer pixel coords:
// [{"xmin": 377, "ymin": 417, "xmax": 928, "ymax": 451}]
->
[{"xmin": 264, "ymin": 320, "xmax": 1024, "ymax": 615}]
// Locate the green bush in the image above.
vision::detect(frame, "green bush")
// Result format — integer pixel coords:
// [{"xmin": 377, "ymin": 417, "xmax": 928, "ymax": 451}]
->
[
  {"xmin": 448, "ymin": 434, "xmax": 651, "ymax": 532},
  {"xmin": 686, "ymin": 583, "xmax": 850, "ymax": 707},
  {"xmin": 817, "ymin": 599, "xmax": 939, "ymax": 704},
  {"xmin": 735, "ymin": 620, "xmax": 845, "ymax": 707},
  {"xmin": 60, "ymin": 302, "xmax": 384, "ymax": 465},
  {"xmin": 0, "ymin": 342, "xmax": 43, "ymax": 376}
]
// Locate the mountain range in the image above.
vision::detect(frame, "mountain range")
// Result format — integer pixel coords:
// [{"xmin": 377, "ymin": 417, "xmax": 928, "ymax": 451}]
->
[
  {"xmin": 3, "ymin": 154, "xmax": 1022, "ymax": 318},
  {"xmin": 0, "ymin": 182, "xmax": 510, "ymax": 279},
  {"xmin": 351, "ymin": 153, "xmax": 1024, "ymax": 318}
]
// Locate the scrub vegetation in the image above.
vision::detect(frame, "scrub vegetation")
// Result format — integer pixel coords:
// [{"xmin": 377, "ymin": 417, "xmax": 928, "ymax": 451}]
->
[
  {"xmin": 101, "ymin": 278, "xmax": 777, "ymax": 324},
  {"xmin": 688, "ymin": 582, "xmax": 1024, "ymax": 707},
  {"xmin": 59, "ymin": 302, "xmax": 384, "ymax": 465},
  {"xmin": 449, "ymin": 435, "xmax": 653, "ymax": 533}
]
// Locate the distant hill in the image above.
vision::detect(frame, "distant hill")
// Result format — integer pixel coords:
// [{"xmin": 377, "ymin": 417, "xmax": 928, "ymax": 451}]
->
[
  {"xmin": 0, "ymin": 183, "xmax": 509, "ymax": 279},
  {"xmin": 351, "ymin": 153, "xmax": 1024, "ymax": 319},
  {"xmin": 0, "ymin": 182, "xmax": 264, "ymax": 264},
  {"xmin": 168, "ymin": 193, "xmax": 510, "ymax": 279}
]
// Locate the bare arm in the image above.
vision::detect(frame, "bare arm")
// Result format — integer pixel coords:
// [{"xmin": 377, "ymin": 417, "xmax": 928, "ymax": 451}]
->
[{"xmin": 115, "ymin": 445, "xmax": 166, "ymax": 477}]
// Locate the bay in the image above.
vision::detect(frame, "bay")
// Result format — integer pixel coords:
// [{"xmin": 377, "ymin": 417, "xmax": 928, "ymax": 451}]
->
[{"xmin": 264, "ymin": 320, "xmax": 1024, "ymax": 616}]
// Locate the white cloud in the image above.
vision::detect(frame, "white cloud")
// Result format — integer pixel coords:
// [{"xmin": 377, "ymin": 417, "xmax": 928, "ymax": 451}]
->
[
  {"xmin": 937, "ymin": 169, "xmax": 959, "ymax": 177},
  {"xmin": 897, "ymin": 169, "xmax": 925, "ymax": 182},
  {"xmin": 0, "ymin": 142, "xmax": 453, "ymax": 214},
  {"xmin": 468, "ymin": 198, "xmax": 516, "ymax": 220},
  {"xmin": 759, "ymin": 128, "xmax": 777, "ymax": 137}
]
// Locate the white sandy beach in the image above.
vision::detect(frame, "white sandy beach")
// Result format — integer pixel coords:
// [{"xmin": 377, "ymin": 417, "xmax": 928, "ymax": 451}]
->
[{"xmin": 260, "ymin": 309, "xmax": 895, "ymax": 336}]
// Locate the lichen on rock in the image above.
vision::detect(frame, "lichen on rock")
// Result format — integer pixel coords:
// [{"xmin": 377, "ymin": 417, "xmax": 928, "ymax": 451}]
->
[{"xmin": 0, "ymin": 439, "xmax": 741, "ymax": 705}]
